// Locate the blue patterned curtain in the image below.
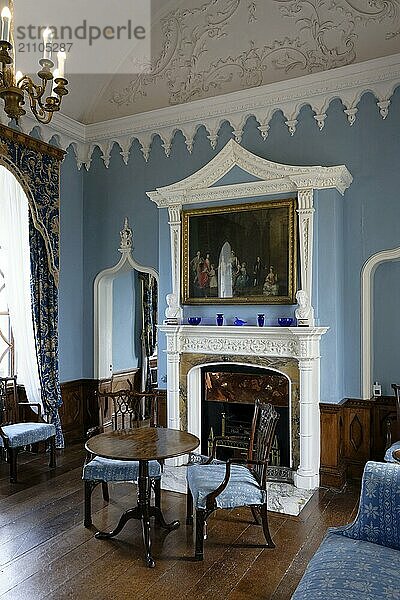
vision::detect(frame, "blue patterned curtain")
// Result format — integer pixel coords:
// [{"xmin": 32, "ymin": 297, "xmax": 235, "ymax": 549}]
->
[
  {"xmin": 140, "ymin": 273, "xmax": 158, "ymax": 391},
  {"xmin": 0, "ymin": 125, "xmax": 65, "ymax": 447},
  {"xmin": 29, "ymin": 222, "xmax": 64, "ymax": 447}
]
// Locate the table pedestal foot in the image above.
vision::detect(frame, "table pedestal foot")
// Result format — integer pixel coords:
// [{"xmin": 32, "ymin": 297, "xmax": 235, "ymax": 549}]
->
[
  {"xmin": 94, "ymin": 461, "xmax": 180, "ymax": 567},
  {"xmin": 95, "ymin": 507, "xmax": 140, "ymax": 540},
  {"xmin": 153, "ymin": 507, "xmax": 180, "ymax": 531}
]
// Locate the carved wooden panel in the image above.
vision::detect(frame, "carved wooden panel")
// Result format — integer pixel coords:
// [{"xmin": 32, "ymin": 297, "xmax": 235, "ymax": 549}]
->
[
  {"xmin": 343, "ymin": 405, "xmax": 370, "ymax": 460},
  {"xmin": 59, "ymin": 379, "xmax": 98, "ymax": 443},
  {"xmin": 319, "ymin": 403, "xmax": 345, "ymax": 488},
  {"xmin": 371, "ymin": 396, "xmax": 398, "ymax": 461}
]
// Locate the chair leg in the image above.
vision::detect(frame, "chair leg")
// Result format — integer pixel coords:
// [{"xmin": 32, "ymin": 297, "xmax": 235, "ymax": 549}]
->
[
  {"xmin": 48, "ymin": 437, "xmax": 56, "ymax": 469},
  {"xmin": 186, "ymin": 485, "xmax": 193, "ymax": 525},
  {"xmin": 260, "ymin": 504, "xmax": 275, "ymax": 548},
  {"xmin": 195, "ymin": 509, "xmax": 206, "ymax": 560},
  {"xmin": 154, "ymin": 477, "xmax": 161, "ymax": 510},
  {"xmin": 84, "ymin": 480, "xmax": 97, "ymax": 527},
  {"xmin": 251, "ymin": 506, "xmax": 262, "ymax": 525},
  {"xmin": 101, "ymin": 481, "xmax": 109, "ymax": 502},
  {"xmin": 8, "ymin": 448, "xmax": 18, "ymax": 483}
]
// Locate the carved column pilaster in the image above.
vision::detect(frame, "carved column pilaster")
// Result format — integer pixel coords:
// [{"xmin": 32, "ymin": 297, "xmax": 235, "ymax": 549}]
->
[
  {"xmin": 297, "ymin": 189, "xmax": 315, "ymax": 311},
  {"xmin": 168, "ymin": 204, "xmax": 183, "ymax": 318},
  {"xmin": 294, "ymin": 356, "xmax": 320, "ymax": 489}
]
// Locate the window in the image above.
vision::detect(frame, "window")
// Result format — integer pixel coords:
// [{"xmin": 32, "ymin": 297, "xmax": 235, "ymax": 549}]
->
[{"xmin": 0, "ymin": 263, "xmax": 14, "ymax": 377}]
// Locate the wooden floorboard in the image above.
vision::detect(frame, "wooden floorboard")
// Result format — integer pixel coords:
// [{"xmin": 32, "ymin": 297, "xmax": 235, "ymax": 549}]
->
[{"xmin": 0, "ymin": 443, "xmax": 360, "ymax": 600}]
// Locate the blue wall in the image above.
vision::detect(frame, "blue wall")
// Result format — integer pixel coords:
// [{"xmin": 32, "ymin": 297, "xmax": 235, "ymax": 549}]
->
[{"xmin": 58, "ymin": 88, "xmax": 400, "ymax": 401}]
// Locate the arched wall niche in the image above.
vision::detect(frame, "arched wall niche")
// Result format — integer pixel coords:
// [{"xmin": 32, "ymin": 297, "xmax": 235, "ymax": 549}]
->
[
  {"xmin": 361, "ymin": 246, "xmax": 400, "ymax": 399},
  {"xmin": 93, "ymin": 217, "xmax": 159, "ymax": 380}
]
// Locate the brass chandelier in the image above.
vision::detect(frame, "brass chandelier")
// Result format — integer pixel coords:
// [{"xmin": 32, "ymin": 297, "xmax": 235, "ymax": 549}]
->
[{"xmin": 0, "ymin": 1, "xmax": 68, "ymax": 124}]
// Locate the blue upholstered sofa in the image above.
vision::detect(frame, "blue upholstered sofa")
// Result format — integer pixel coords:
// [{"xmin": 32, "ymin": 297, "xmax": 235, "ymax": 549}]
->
[{"xmin": 292, "ymin": 461, "xmax": 400, "ymax": 599}]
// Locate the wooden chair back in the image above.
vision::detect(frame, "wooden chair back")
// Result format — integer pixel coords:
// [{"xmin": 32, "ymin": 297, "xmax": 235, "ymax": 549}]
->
[
  {"xmin": 0, "ymin": 376, "xmax": 18, "ymax": 426},
  {"xmin": 247, "ymin": 399, "xmax": 279, "ymax": 489},
  {"xmin": 96, "ymin": 388, "xmax": 160, "ymax": 434}
]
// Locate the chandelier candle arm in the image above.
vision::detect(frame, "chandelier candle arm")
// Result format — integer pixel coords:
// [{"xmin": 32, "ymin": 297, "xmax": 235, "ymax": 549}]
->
[{"xmin": 0, "ymin": 15, "xmax": 68, "ymax": 124}]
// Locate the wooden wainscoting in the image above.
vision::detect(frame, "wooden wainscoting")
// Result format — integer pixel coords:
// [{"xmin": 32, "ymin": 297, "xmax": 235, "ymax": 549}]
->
[
  {"xmin": 59, "ymin": 372, "xmax": 167, "ymax": 443},
  {"xmin": 319, "ymin": 402, "xmax": 346, "ymax": 489},
  {"xmin": 59, "ymin": 379, "xmax": 98, "ymax": 443},
  {"xmin": 320, "ymin": 395, "xmax": 397, "ymax": 487}
]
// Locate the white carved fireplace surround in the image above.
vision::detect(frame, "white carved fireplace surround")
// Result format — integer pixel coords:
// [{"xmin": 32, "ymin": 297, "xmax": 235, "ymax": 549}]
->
[
  {"xmin": 148, "ymin": 140, "xmax": 351, "ymax": 490},
  {"xmin": 159, "ymin": 324, "xmax": 328, "ymax": 490}
]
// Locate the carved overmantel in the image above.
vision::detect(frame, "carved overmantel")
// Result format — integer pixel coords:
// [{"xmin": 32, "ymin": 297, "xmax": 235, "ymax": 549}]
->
[
  {"xmin": 159, "ymin": 324, "xmax": 328, "ymax": 490},
  {"xmin": 147, "ymin": 139, "xmax": 352, "ymax": 317},
  {"xmin": 148, "ymin": 141, "xmax": 348, "ymax": 489}
]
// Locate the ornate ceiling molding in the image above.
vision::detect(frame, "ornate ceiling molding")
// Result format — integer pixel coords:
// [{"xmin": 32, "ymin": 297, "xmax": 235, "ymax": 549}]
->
[{"xmin": 14, "ymin": 53, "xmax": 400, "ymax": 170}]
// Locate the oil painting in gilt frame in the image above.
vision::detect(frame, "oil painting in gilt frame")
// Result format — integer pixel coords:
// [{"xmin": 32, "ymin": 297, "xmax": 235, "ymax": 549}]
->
[{"xmin": 181, "ymin": 198, "xmax": 297, "ymax": 305}]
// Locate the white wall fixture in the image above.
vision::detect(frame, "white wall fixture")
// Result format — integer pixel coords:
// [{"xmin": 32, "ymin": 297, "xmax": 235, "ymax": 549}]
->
[
  {"xmin": 361, "ymin": 246, "xmax": 400, "ymax": 399},
  {"xmin": 93, "ymin": 218, "xmax": 159, "ymax": 379}
]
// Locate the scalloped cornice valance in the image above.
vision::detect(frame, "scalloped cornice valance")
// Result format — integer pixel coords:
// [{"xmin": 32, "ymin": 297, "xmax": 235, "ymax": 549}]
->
[{"xmin": 17, "ymin": 53, "xmax": 400, "ymax": 170}]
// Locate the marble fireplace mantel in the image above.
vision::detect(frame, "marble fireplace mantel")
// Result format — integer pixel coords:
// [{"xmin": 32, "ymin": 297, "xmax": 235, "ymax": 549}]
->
[{"xmin": 159, "ymin": 324, "xmax": 328, "ymax": 490}]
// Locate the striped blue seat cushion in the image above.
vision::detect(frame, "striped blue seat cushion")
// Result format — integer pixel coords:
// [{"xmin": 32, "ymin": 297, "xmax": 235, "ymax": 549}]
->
[
  {"xmin": 83, "ymin": 456, "xmax": 162, "ymax": 482},
  {"xmin": 0, "ymin": 422, "xmax": 55, "ymax": 447},
  {"xmin": 187, "ymin": 463, "xmax": 265, "ymax": 510},
  {"xmin": 384, "ymin": 440, "xmax": 400, "ymax": 462}
]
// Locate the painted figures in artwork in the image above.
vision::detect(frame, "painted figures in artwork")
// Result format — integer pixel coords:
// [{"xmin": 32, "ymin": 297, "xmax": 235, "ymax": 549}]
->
[
  {"xmin": 190, "ymin": 245, "xmax": 281, "ymax": 299},
  {"xmin": 263, "ymin": 266, "xmax": 279, "ymax": 296}
]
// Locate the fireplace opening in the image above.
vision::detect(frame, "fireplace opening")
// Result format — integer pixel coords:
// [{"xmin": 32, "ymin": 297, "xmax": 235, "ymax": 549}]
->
[{"xmin": 201, "ymin": 365, "xmax": 290, "ymax": 469}]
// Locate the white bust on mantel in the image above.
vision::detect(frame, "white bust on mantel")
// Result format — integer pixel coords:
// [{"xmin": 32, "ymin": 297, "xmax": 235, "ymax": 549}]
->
[
  {"xmin": 295, "ymin": 289, "xmax": 315, "ymax": 327},
  {"xmin": 164, "ymin": 292, "xmax": 182, "ymax": 324}
]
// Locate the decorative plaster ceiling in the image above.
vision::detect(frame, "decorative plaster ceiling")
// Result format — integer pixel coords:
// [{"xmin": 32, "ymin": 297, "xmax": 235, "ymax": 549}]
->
[{"xmin": 60, "ymin": 0, "xmax": 400, "ymax": 124}]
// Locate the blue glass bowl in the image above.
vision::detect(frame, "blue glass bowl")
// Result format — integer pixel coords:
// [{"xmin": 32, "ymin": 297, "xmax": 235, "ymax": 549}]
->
[
  {"xmin": 278, "ymin": 317, "xmax": 294, "ymax": 327},
  {"xmin": 187, "ymin": 317, "xmax": 201, "ymax": 325}
]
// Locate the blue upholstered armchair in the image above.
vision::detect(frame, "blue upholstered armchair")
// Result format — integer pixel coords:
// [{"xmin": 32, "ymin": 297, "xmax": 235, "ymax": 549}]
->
[
  {"xmin": 0, "ymin": 376, "xmax": 56, "ymax": 482},
  {"xmin": 292, "ymin": 461, "xmax": 400, "ymax": 599},
  {"xmin": 384, "ymin": 383, "xmax": 400, "ymax": 463},
  {"xmin": 186, "ymin": 400, "xmax": 279, "ymax": 560},
  {"xmin": 83, "ymin": 388, "xmax": 162, "ymax": 528}
]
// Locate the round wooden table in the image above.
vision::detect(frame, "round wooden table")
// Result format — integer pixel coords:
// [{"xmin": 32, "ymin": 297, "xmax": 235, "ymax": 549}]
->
[{"xmin": 85, "ymin": 427, "xmax": 199, "ymax": 567}]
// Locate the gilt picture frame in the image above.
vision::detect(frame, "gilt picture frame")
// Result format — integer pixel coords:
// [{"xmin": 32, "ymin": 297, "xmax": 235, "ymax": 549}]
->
[{"xmin": 181, "ymin": 198, "xmax": 297, "ymax": 305}]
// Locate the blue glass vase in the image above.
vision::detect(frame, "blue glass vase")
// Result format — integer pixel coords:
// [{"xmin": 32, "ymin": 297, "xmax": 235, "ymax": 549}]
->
[
  {"xmin": 257, "ymin": 314, "xmax": 265, "ymax": 327},
  {"xmin": 216, "ymin": 313, "xmax": 224, "ymax": 326}
]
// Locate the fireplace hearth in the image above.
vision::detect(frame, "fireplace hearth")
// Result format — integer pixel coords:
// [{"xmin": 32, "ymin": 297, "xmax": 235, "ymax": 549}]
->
[{"xmin": 202, "ymin": 365, "xmax": 290, "ymax": 476}]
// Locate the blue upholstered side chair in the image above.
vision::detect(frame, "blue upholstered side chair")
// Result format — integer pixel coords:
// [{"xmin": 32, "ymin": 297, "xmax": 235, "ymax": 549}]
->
[
  {"xmin": 83, "ymin": 388, "xmax": 163, "ymax": 528},
  {"xmin": 384, "ymin": 383, "xmax": 400, "ymax": 463},
  {"xmin": 0, "ymin": 376, "xmax": 56, "ymax": 483},
  {"xmin": 186, "ymin": 400, "xmax": 279, "ymax": 560}
]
